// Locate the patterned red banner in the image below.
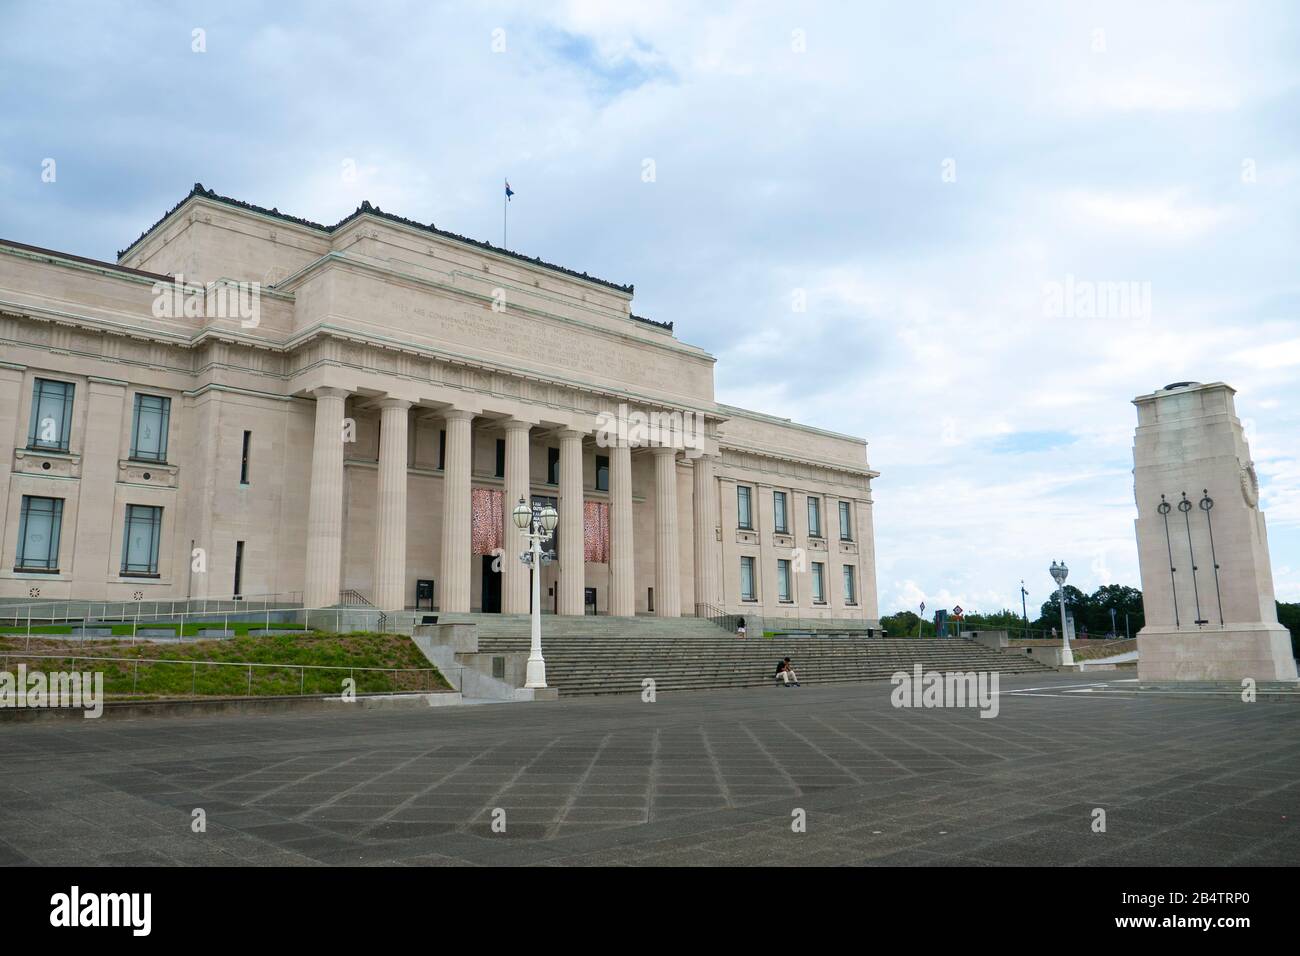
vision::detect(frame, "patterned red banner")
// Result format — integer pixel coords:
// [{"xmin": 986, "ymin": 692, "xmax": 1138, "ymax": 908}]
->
[
  {"xmin": 584, "ymin": 501, "xmax": 610, "ymax": 563},
  {"xmin": 470, "ymin": 487, "xmax": 503, "ymax": 555}
]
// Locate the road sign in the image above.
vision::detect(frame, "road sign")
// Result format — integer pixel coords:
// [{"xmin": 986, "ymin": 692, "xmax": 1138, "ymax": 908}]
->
[{"xmin": 953, "ymin": 604, "xmax": 963, "ymax": 616}]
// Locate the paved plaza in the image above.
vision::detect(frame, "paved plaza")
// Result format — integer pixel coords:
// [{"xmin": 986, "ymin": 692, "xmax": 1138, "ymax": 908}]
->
[{"xmin": 1, "ymin": 673, "xmax": 1297, "ymax": 866}]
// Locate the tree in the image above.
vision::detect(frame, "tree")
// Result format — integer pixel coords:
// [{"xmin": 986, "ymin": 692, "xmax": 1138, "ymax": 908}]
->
[
  {"xmin": 1036, "ymin": 585, "xmax": 1088, "ymax": 632},
  {"xmin": 1278, "ymin": 601, "xmax": 1300, "ymax": 658},
  {"xmin": 881, "ymin": 610, "xmax": 921, "ymax": 638},
  {"xmin": 1087, "ymin": 584, "xmax": 1143, "ymax": 636}
]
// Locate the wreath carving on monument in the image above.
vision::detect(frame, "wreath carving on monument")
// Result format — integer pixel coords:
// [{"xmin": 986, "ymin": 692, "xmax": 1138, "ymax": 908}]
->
[{"xmin": 1240, "ymin": 460, "xmax": 1260, "ymax": 508}]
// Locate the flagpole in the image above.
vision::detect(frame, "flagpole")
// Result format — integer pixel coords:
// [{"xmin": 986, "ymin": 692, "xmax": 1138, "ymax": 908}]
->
[{"xmin": 503, "ymin": 179, "xmax": 508, "ymax": 249}]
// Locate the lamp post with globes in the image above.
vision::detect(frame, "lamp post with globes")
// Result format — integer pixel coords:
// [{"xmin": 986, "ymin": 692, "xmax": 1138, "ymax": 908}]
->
[
  {"xmin": 512, "ymin": 496, "xmax": 558, "ymax": 688},
  {"xmin": 1049, "ymin": 560, "xmax": 1074, "ymax": 666}
]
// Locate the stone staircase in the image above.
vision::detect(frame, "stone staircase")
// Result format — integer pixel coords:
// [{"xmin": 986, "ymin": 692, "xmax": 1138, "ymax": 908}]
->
[{"xmin": 436, "ymin": 614, "xmax": 1054, "ymax": 697}]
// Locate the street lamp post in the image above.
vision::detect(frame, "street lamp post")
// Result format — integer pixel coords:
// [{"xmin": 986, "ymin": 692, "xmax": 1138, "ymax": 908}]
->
[
  {"xmin": 918, "ymin": 601, "xmax": 925, "ymax": 639},
  {"xmin": 1020, "ymin": 579, "xmax": 1029, "ymax": 639},
  {"xmin": 512, "ymin": 497, "xmax": 559, "ymax": 688},
  {"xmin": 1049, "ymin": 560, "xmax": 1074, "ymax": 666}
]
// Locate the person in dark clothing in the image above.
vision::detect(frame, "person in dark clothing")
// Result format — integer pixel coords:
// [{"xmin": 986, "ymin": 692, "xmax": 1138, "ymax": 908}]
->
[{"xmin": 774, "ymin": 657, "xmax": 800, "ymax": 687}]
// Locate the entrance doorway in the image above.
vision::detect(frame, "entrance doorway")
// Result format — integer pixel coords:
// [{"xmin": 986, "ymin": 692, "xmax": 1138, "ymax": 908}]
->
[{"xmin": 480, "ymin": 555, "xmax": 501, "ymax": 613}]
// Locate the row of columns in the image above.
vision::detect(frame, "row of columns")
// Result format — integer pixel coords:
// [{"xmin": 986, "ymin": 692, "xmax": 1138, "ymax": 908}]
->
[{"xmin": 302, "ymin": 389, "xmax": 720, "ymax": 615}]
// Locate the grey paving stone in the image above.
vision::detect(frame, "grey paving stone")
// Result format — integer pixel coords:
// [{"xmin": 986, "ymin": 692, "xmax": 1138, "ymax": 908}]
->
[{"xmin": 1, "ymin": 673, "xmax": 1296, "ymax": 866}]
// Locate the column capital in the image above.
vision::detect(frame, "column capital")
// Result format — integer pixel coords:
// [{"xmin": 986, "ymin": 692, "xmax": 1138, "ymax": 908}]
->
[
  {"xmin": 442, "ymin": 408, "xmax": 475, "ymax": 423},
  {"xmin": 557, "ymin": 427, "xmax": 586, "ymax": 442},
  {"xmin": 376, "ymin": 397, "xmax": 412, "ymax": 411},
  {"xmin": 502, "ymin": 418, "xmax": 534, "ymax": 433},
  {"xmin": 649, "ymin": 445, "xmax": 679, "ymax": 458},
  {"xmin": 311, "ymin": 386, "xmax": 351, "ymax": 401}
]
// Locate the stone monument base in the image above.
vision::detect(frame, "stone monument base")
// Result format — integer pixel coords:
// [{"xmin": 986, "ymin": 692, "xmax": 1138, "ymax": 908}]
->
[{"xmin": 1137, "ymin": 625, "xmax": 1299, "ymax": 682}]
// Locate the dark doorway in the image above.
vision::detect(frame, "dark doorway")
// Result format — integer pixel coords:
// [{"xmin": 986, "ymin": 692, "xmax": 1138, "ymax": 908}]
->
[{"xmin": 480, "ymin": 555, "xmax": 501, "ymax": 613}]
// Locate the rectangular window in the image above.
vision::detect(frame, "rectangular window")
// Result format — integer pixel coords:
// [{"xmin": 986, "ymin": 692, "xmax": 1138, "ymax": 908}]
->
[
  {"xmin": 773, "ymin": 491, "xmax": 789, "ymax": 533},
  {"xmin": 16, "ymin": 496, "xmax": 63, "ymax": 572},
  {"xmin": 234, "ymin": 540, "xmax": 245, "ymax": 597},
  {"xmin": 27, "ymin": 378, "xmax": 74, "ymax": 452},
  {"xmin": 839, "ymin": 500, "xmax": 853, "ymax": 541},
  {"xmin": 807, "ymin": 497, "xmax": 822, "ymax": 537},
  {"xmin": 129, "ymin": 393, "xmax": 171, "ymax": 462},
  {"xmin": 547, "ymin": 447, "xmax": 560, "ymax": 484},
  {"xmin": 121, "ymin": 504, "xmax": 163, "ymax": 576},
  {"xmin": 737, "ymin": 485, "xmax": 753, "ymax": 530},
  {"xmin": 438, "ymin": 429, "xmax": 446, "ymax": 470},
  {"xmin": 777, "ymin": 559, "xmax": 793, "ymax": 603},
  {"xmin": 595, "ymin": 455, "xmax": 609, "ymax": 492},
  {"xmin": 843, "ymin": 565, "xmax": 857, "ymax": 605},
  {"xmin": 812, "ymin": 563, "xmax": 826, "ymax": 604},
  {"xmin": 240, "ymin": 430, "xmax": 252, "ymax": 484},
  {"xmin": 740, "ymin": 556, "xmax": 757, "ymax": 602},
  {"xmin": 495, "ymin": 438, "xmax": 506, "ymax": 479}
]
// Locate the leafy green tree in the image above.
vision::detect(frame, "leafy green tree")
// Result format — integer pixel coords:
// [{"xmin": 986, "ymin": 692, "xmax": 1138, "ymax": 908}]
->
[
  {"xmin": 881, "ymin": 610, "xmax": 922, "ymax": 638},
  {"xmin": 1278, "ymin": 601, "xmax": 1300, "ymax": 657},
  {"xmin": 1036, "ymin": 585, "xmax": 1089, "ymax": 632}
]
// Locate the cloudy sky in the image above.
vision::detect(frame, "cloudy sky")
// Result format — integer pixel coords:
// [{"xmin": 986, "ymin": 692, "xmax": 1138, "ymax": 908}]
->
[{"xmin": 3, "ymin": 0, "xmax": 1298, "ymax": 614}]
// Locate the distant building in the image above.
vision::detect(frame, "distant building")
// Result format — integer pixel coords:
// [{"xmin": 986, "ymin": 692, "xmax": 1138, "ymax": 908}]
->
[{"xmin": 0, "ymin": 185, "xmax": 879, "ymax": 623}]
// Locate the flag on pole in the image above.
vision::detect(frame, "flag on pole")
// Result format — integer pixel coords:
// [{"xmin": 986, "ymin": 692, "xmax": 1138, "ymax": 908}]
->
[{"xmin": 505, "ymin": 179, "xmax": 514, "ymax": 201}]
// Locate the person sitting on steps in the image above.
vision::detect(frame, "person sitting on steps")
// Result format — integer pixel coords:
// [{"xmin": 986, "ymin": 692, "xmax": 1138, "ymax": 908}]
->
[{"xmin": 774, "ymin": 657, "xmax": 800, "ymax": 687}]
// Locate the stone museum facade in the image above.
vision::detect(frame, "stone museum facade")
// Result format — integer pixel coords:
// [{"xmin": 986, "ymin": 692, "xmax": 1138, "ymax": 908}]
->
[{"xmin": 0, "ymin": 185, "xmax": 879, "ymax": 624}]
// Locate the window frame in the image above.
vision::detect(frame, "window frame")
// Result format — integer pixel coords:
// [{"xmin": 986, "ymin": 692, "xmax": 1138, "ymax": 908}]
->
[
  {"xmin": 595, "ymin": 455, "xmax": 609, "ymax": 492},
  {"xmin": 737, "ymin": 485, "xmax": 754, "ymax": 531},
  {"xmin": 839, "ymin": 500, "xmax": 853, "ymax": 541},
  {"xmin": 812, "ymin": 562, "xmax": 826, "ymax": 604},
  {"xmin": 16, "ymin": 495, "xmax": 63, "ymax": 572},
  {"xmin": 27, "ymin": 378, "xmax": 75, "ymax": 453},
  {"xmin": 129, "ymin": 392, "xmax": 171, "ymax": 463},
  {"xmin": 807, "ymin": 496, "xmax": 822, "ymax": 538},
  {"xmin": 739, "ymin": 555, "xmax": 757, "ymax": 602},
  {"xmin": 842, "ymin": 564, "xmax": 857, "ymax": 605},
  {"xmin": 773, "ymin": 490, "xmax": 789, "ymax": 534},
  {"xmin": 547, "ymin": 447, "xmax": 560, "ymax": 485},
  {"xmin": 121, "ymin": 504, "xmax": 164, "ymax": 577},
  {"xmin": 240, "ymin": 430, "xmax": 252, "ymax": 485},
  {"xmin": 777, "ymin": 558, "xmax": 793, "ymax": 603}
]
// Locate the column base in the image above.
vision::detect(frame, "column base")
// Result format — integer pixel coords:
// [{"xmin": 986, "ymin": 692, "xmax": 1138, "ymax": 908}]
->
[
  {"xmin": 525, "ymin": 656, "xmax": 548, "ymax": 688},
  {"xmin": 1137, "ymin": 624, "xmax": 1299, "ymax": 682}
]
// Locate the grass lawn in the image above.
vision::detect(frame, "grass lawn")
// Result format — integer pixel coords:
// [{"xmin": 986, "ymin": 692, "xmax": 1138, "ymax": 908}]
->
[{"xmin": 0, "ymin": 631, "xmax": 451, "ymax": 699}]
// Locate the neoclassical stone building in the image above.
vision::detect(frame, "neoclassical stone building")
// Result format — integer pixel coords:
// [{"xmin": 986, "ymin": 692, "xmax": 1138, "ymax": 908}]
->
[{"xmin": 0, "ymin": 185, "xmax": 879, "ymax": 624}]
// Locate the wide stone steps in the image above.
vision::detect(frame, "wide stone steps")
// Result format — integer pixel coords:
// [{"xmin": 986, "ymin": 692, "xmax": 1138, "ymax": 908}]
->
[{"xmin": 438, "ymin": 614, "xmax": 1052, "ymax": 696}]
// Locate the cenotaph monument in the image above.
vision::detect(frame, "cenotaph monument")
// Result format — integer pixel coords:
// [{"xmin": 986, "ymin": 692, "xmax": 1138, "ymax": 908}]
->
[{"xmin": 1132, "ymin": 382, "xmax": 1297, "ymax": 682}]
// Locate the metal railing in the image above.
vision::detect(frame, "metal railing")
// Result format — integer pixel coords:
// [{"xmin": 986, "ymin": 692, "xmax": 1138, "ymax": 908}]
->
[
  {"xmin": 1, "ymin": 651, "xmax": 440, "ymax": 698},
  {"xmin": 338, "ymin": 589, "xmax": 388, "ymax": 631},
  {"xmin": 695, "ymin": 603, "xmax": 744, "ymax": 634},
  {"xmin": 0, "ymin": 602, "xmax": 398, "ymax": 644},
  {"xmin": 0, "ymin": 592, "xmax": 303, "ymax": 626}
]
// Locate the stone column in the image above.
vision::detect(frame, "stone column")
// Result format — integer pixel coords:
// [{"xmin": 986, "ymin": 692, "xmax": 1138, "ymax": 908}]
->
[
  {"xmin": 558, "ymin": 429, "xmax": 586, "ymax": 615},
  {"xmin": 304, "ymin": 387, "xmax": 349, "ymax": 608},
  {"xmin": 692, "ymin": 453, "xmax": 720, "ymax": 612},
  {"xmin": 439, "ymin": 408, "xmax": 473, "ymax": 613},
  {"xmin": 502, "ymin": 419, "xmax": 532, "ymax": 614},
  {"xmin": 609, "ymin": 441, "xmax": 635, "ymax": 616},
  {"xmin": 372, "ymin": 399, "xmax": 411, "ymax": 611},
  {"xmin": 652, "ymin": 446, "xmax": 681, "ymax": 617}
]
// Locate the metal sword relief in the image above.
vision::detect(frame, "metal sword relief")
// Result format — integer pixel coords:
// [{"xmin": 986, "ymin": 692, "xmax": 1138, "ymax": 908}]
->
[{"xmin": 1157, "ymin": 489, "xmax": 1225, "ymax": 630}]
